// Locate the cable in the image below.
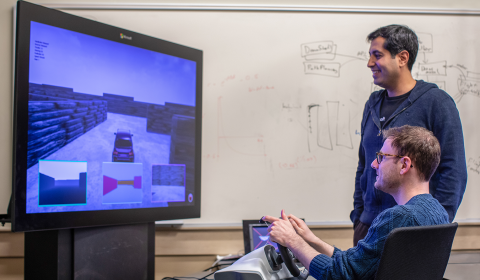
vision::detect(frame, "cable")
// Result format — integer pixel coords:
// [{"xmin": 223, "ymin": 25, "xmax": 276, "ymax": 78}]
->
[
  {"xmin": 198, "ymin": 271, "xmax": 215, "ymax": 280},
  {"xmin": 161, "ymin": 270, "xmax": 215, "ymax": 280},
  {"xmin": 162, "ymin": 253, "xmax": 240, "ymax": 280},
  {"xmin": 202, "ymin": 261, "xmax": 236, "ymax": 272}
]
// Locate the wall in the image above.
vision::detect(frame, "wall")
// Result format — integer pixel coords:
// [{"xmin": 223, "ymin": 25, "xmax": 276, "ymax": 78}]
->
[
  {"xmin": 0, "ymin": 224, "xmax": 479, "ymax": 279},
  {"xmin": 1, "ymin": 0, "xmax": 480, "ymax": 216},
  {"xmin": 1, "ymin": 0, "xmax": 480, "ymax": 278},
  {"xmin": 43, "ymin": 5, "xmax": 480, "ymax": 225},
  {"xmin": 148, "ymin": 103, "xmax": 195, "ymax": 134}
]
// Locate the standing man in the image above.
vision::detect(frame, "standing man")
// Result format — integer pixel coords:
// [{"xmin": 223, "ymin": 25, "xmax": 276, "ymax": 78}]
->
[{"xmin": 351, "ymin": 24, "xmax": 467, "ymax": 245}]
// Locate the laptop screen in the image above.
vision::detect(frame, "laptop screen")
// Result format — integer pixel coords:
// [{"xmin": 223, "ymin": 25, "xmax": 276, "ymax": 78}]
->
[
  {"xmin": 249, "ymin": 224, "xmax": 278, "ymax": 252},
  {"xmin": 242, "ymin": 219, "xmax": 305, "ymax": 254}
]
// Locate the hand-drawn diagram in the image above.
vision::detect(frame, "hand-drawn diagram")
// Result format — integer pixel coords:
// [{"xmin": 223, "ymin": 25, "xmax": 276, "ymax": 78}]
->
[
  {"xmin": 207, "ymin": 31, "xmax": 478, "ymax": 171},
  {"xmin": 290, "ymin": 39, "xmax": 366, "ymax": 154},
  {"xmin": 301, "ymin": 41, "xmax": 367, "ymax": 77},
  {"xmin": 307, "ymin": 101, "xmax": 353, "ymax": 152},
  {"xmin": 418, "ymin": 32, "xmax": 433, "ymax": 53},
  {"xmin": 418, "ymin": 61, "xmax": 447, "ymax": 76},
  {"xmin": 414, "ymin": 33, "xmax": 446, "ymax": 91},
  {"xmin": 454, "ymin": 70, "xmax": 480, "ymax": 102},
  {"xmin": 468, "ymin": 157, "xmax": 480, "ymax": 175},
  {"xmin": 414, "ymin": 32, "xmax": 479, "ymax": 102}
]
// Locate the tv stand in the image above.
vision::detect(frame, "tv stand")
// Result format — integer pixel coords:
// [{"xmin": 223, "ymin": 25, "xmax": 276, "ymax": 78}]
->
[{"xmin": 24, "ymin": 222, "xmax": 155, "ymax": 279}]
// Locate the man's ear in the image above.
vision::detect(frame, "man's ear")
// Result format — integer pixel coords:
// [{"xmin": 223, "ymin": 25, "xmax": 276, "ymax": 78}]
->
[
  {"xmin": 400, "ymin": 157, "xmax": 412, "ymax": 174},
  {"xmin": 396, "ymin": 50, "xmax": 410, "ymax": 68}
]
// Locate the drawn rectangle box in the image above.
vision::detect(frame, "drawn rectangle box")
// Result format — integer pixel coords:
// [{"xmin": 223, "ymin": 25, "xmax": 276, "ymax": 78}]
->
[
  {"xmin": 467, "ymin": 71, "xmax": 480, "ymax": 80},
  {"xmin": 459, "ymin": 79, "xmax": 480, "ymax": 97},
  {"xmin": 151, "ymin": 164, "xmax": 186, "ymax": 203},
  {"xmin": 301, "ymin": 41, "xmax": 336, "ymax": 60},
  {"xmin": 417, "ymin": 33, "xmax": 433, "ymax": 53},
  {"xmin": 418, "ymin": 61, "xmax": 447, "ymax": 76},
  {"xmin": 304, "ymin": 62, "xmax": 340, "ymax": 77}
]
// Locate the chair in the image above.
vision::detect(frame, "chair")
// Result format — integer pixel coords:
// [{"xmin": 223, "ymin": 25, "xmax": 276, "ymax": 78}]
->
[{"xmin": 375, "ymin": 222, "xmax": 458, "ymax": 280}]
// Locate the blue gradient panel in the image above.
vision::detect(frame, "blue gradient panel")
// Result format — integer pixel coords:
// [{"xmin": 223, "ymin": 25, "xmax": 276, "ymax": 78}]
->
[
  {"xmin": 25, "ymin": 21, "xmax": 197, "ymax": 214},
  {"xmin": 38, "ymin": 160, "xmax": 87, "ymax": 206}
]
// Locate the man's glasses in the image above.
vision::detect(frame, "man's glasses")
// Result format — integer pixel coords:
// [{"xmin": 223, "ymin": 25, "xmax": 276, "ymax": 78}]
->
[{"xmin": 376, "ymin": 152, "xmax": 413, "ymax": 167}]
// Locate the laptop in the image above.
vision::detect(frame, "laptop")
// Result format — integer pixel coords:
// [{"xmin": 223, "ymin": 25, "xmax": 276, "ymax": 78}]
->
[{"xmin": 242, "ymin": 218, "xmax": 305, "ymax": 254}]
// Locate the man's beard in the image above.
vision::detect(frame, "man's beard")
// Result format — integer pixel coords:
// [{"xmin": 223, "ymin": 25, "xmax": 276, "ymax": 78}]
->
[{"xmin": 374, "ymin": 167, "xmax": 401, "ymax": 193}]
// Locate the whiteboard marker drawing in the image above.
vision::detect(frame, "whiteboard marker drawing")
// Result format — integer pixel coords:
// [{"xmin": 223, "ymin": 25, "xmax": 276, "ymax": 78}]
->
[{"xmin": 307, "ymin": 101, "xmax": 352, "ymax": 152}]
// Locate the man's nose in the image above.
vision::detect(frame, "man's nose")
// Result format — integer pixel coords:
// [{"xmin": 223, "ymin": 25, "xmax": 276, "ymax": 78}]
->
[
  {"xmin": 371, "ymin": 158, "xmax": 378, "ymax": 169},
  {"xmin": 367, "ymin": 56, "xmax": 374, "ymax": 68}
]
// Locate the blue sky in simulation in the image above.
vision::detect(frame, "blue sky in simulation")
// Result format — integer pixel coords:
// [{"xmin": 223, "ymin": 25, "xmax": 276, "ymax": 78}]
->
[
  {"xmin": 39, "ymin": 160, "xmax": 87, "ymax": 180},
  {"xmin": 29, "ymin": 21, "xmax": 196, "ymax": 106}
]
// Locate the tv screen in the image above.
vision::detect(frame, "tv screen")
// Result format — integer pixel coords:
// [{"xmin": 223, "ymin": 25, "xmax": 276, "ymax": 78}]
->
[{"xmin": 12, "ymin": 1, "xmax": 202, "ymax": 232}]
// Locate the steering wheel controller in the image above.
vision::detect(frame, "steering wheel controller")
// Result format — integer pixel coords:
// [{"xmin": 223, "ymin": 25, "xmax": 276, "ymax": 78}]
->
[{"xmin": 264, "ymin": 244, "xmax": 309, "ymax": 280}]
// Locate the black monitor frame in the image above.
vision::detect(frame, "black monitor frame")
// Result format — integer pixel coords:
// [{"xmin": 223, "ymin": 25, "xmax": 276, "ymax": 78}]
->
[
  {"xmin": 12, "ymin": 1, "xmax": 202, "ymax": 232},
  {"xmin": 242, "ymin": 220, "xmax": 269, "ymax": 254}
]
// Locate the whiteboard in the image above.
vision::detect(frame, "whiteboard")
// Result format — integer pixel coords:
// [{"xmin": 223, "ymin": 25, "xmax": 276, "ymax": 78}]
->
[{"xmin": 55, "ymin": 8, "xmax": 480, "ymax": 225}]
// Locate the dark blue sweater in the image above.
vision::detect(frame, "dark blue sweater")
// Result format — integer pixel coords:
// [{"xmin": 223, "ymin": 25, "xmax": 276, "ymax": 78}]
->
[
  {"xmin": 310, "ymin": 194, "xmax": 449, "ymax": 279},
  {"xmin": 351, "ymin": 80, "xmax": 467, "ymax": 226}
]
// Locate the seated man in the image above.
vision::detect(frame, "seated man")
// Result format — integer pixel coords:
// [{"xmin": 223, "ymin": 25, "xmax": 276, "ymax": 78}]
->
[{"xmin": 264, "ymin": 125, "xmax": 449, "ymax": 279}]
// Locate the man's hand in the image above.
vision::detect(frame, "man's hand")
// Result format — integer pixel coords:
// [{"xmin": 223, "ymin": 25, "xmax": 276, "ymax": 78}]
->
[
  {"xmin": 263, "ymin": 210, "xmax": 301, "ymax": 248},
  {"xmin": 288, "ymin": 214, "xmax": 319, "ymax": 246},
  {"xmin": 263, "ymin": 210, "xmax": 321, "ymax": 269}
]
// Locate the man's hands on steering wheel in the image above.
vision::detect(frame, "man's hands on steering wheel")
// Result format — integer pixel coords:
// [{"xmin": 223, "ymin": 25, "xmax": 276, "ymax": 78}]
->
[
  {"xmin": 263, "ymin": 210, "xmax": 307, "ymax": 278},
  {"xmin": 288, "ymin": 214, "xmax": 319, "ymax": 246},
  {"xmin": 263, "ymin": 210, "xmax": 300, "ymax": 247}
]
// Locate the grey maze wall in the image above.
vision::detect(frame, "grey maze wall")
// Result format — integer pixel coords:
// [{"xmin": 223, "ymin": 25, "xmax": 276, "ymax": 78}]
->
[
  {"xmin": 27, "ymin": 83, "xmax": 196, "ymax": 169},
  {"xmin": 147, "ymin": 102, "xmax": 195, "ymax": 135},
  {"xmin": 151, "ymin": 165, "xmax": 185, "ymax": 186},
  {"xmin": 170, "ymin": 115, "xmax": 195, "ymax": 194},
  {"xmin": 28, "ymin": 84, "xmax": 108, "ymax": 168}
]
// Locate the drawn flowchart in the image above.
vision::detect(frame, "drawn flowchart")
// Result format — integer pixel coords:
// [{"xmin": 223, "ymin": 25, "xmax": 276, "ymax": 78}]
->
[
  {"xmin": 454, "ymin": 70, "xmax": 480, "ymax": 102},
  {"xmin": 301, "ymin": 40, "xmax": 367, "ymax": 77},
  {"xmin": 414, "ymin": 33, "xmax": 446, "ymax": 91},
  {"xmin": 414, "ymin": 32, "xmax": 480, "ymax": 102},
  {"xmin": 204, "ymin": 32, "xmax": 478, "ymax": 172}
]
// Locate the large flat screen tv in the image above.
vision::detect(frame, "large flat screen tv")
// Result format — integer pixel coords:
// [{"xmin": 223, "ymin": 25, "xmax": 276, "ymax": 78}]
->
[{"xmin": 12, "ymin": 1, "xmax": 202, "ymax": 232}]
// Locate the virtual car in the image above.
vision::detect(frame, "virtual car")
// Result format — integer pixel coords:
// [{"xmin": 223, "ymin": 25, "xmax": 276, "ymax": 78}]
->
[{"xmin": 112, "ymin": 129, "xmax": 134, "ymax": 162}]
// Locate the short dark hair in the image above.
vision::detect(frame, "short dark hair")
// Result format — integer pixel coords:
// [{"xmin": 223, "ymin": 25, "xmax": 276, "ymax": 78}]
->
[
  {"xmin": 367, "ymin": 24, "xmax": 418, "ymax": 71},
  {"xmin": 383, "ymin": 125, "xmax": 441, "ymax": 182}
]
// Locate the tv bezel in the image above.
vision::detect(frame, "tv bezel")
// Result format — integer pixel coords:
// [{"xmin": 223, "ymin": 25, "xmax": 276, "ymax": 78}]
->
[{"xmin": 12, "ymin": 1, "xmax": 202, "ymax": 232}]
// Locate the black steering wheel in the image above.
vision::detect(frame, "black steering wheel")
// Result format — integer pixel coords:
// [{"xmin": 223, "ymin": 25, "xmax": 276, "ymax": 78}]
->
[
  {"xmin": 277, "ymin": 244, "xmax": 309, "ymax": 279},
  {"xmin": 260, "ymin": 217, "xmax": 309, "ymax": 279}
]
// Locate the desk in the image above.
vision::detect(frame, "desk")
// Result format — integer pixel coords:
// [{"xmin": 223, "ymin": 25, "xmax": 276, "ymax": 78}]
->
[{"xmin": 179, "ymin": 267, "xmax": 317, "ymax": 280}]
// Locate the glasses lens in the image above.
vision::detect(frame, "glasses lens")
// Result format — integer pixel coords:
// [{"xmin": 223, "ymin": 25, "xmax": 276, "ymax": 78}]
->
[{"xmin": 377, "ymin": 152, "xmax": 382, "ymax": 164}]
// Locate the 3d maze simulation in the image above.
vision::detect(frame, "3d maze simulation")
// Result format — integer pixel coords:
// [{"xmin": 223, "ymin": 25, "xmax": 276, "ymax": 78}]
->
[{"xmin": 26, "ymin": 21, "xmax": 197, "ymax": 214}]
